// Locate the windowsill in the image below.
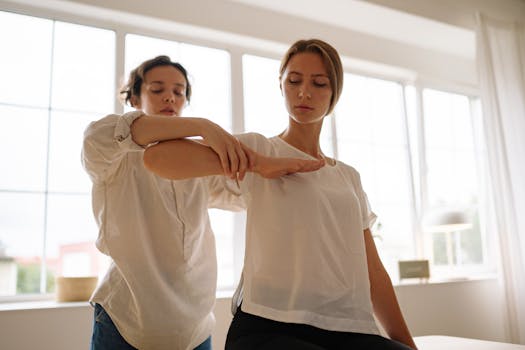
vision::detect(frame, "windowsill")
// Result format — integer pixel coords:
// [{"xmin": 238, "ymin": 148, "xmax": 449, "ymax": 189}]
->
[
  {"xmin": 393, "ymin": 273, "xmax": 498, "ymax": 287},
  {"xmin": 0, "ymin": 299, "xmax": 91, "ymax": 311},
  {"xmin": 0, "ymin": 274, "xmax": 499, "ymax": 311}
]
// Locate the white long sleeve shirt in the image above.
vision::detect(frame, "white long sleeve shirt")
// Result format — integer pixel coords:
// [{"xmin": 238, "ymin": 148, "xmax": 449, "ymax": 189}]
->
[
  {"xmin": 225, "ymin": 133, "xmax": 381, "ymax": 335},
  {"xmin": 82, "ymin": 111, "xmax": 239, "ymax": 350}
]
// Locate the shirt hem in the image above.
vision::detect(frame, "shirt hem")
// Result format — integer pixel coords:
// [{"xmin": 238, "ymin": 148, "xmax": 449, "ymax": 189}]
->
[{"xmin": 241, "ymin": 301, "xmax": 381, "ymax": 336}]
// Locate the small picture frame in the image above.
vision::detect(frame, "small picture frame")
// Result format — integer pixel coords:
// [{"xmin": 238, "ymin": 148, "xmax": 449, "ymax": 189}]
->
[{"xmin": 398, "ymin": 260, "xmax": 430, "ymax": 281}]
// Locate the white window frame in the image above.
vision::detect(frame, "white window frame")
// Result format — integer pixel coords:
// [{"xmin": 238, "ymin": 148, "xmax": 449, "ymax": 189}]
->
[{"xmin": 0, "ymin": 3, "xmax": 493, "ymax": 303}]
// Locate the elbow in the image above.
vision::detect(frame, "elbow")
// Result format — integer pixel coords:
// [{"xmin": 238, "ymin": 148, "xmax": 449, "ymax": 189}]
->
[
  {"xmin": 143, "ymin": 143, "xmax": 185, "ymax": 180},
  {"xmin": 143, "ymin": 146, "xmax": 159, "ymax": 173}
]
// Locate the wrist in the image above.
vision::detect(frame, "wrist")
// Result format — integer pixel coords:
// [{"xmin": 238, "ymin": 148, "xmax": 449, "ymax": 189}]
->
[
  {"xmin": 186, "ymin": 117, "xmax": 206, "ymax": 137},
  {"xmin": 250, "ymin": 152, "xmax": 263, "ymax": 174}
]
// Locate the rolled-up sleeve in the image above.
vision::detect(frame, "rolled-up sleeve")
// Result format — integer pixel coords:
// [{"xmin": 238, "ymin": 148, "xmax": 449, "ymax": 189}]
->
[{"xmin": 82, "ymin": 111, "xmax": 144, "ymax": 184}]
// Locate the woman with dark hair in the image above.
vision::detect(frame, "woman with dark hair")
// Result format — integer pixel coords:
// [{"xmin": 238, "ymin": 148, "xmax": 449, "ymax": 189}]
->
[{"xmin": 82, "ymin": 55, "xmax": 323, "ymax": 350}]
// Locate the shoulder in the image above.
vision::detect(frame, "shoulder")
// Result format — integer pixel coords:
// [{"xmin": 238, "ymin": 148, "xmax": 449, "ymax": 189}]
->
[
  {"xmin": 84, "ymin": 114, "xmax": 120, "ymax": 135},
  {"xmin": 335, "ymin": 160, "xmax": 363, "ymax": 185},
  {"xmin": 235, "ymin": 132, "xmax": 272, "ymax": 150}
]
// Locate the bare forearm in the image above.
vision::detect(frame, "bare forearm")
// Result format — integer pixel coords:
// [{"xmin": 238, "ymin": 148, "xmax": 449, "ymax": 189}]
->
[
  {"xmin": 131, "ymin": 115, "xmax": 205, "ymax": 146},
  {"xmin": 144, "ymin": 139, "xmax": 224, "ymax": 179},
  {"xmin": 370, "ymin": 269, "xmax": 417, "ymax": 349},
  {"xmin": 364, "ymin": 229, "xmax": 416, "ymax": 349},
  {"xmin": 144, "ymin": 138, "xmax": 325, "ymax": 180}
]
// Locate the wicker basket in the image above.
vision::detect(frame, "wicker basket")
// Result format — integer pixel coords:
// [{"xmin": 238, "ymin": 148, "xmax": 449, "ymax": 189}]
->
[{"xmin": 55, "ymin": 276, "xmax": 98, "ymax": 302}]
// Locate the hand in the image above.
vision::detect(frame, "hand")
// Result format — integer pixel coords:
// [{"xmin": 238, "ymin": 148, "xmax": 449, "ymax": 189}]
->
[
  {"xmin": 199, "ymin": 120, "xmax": 249, "ymax": 180},
  {"xmin": 242, "ymin": 145, "xmax": 325, "ymax": 179}
]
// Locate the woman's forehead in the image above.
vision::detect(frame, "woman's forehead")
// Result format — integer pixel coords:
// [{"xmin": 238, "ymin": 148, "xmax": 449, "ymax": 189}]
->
[
  {"xmin": 144, "ymin": 65, "xmax": 186, "ymax": 84},
  {"xmin": 285, "ymin": 52, "xmax": 328, "ymax": 76}
]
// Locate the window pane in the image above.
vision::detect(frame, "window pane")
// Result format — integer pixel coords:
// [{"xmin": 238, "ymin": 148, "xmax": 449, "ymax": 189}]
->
[
  {"xmin": 0, "ymin": 105, "xmax": 48, "ymax": 191},
  {"xmin": 45, "ymin": 193, "xmax": 107, "ymax": 287},
  {"xmin": 320, "ymin": 115, "xmax": 334, "ymax": 158},
  {"xmin": 48, "ymin": 111, "xmax": 97, "ymax": 193},
  {"xmin": 422, "ymin": 89, "xmax": 483, "ymax": 272},
  {"xmin": 52, "ymin": 22, "xmax": 115, "ymax": 112},
  {"xmin": 243, "ymin": 55, "xmax": 287, "ymax": 136},
  {"xmin": 335, "ymin": 74, "xmax": 373, "ymax": 143},
  {"xmin": 423, "ymin": 90, "xmax": 479, "ymax": 208},
  {"xmin": 180, "ymin": 43, "xmax": 232, "ymax": 130},
  {"xmin": 0, "ymin": 193, "xmax": 45, "ymax": 296},
  {"xmin": 125, "ymin": 34, "xmax": 181, "ymax": 76},
  {"xmin": 0, "ymin": 11, "xmax": 53, "ymax": 107},
  {"xmin": 208, "ymin": 209, "xmax": 235, "ymax": 289},
  {"xmin": 336, "ymin": 74, "xmax": 414, "ymax": 276}
]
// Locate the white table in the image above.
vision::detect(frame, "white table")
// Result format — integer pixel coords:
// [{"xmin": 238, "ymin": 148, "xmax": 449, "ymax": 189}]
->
[{"xmin": 414, "ymin": 335, "xmax": 525, "ymax": 350}]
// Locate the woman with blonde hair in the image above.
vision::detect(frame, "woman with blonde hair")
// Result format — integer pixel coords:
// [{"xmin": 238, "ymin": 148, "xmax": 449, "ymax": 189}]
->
[{"xmin": 144, "ymin": 39, "xmax": 417, "ymax": 349}]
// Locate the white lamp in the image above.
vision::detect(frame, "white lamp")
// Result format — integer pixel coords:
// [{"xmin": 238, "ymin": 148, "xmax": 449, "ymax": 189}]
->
[{"xmin": 423, "ymin": 208, "xmax": 472, "ymax": 266}]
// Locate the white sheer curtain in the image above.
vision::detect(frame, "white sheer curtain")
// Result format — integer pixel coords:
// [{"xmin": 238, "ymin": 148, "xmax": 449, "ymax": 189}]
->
[{"xmin": 476, "ymin": 13, "xmax": 525, "ymax": 344}]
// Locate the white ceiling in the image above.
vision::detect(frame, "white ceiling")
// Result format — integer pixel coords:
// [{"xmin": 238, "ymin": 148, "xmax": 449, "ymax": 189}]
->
[{"xmin": 230, "ymin": 0, "xmax": 476, "ymax": 59}]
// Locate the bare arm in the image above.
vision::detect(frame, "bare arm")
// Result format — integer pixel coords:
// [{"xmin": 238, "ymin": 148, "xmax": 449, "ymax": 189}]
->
[
  {"xmin": 143, "ymin": 138, "xmax": 324, "ymax": 180},
  {"xmin": 364, "ymin": 228, "xmax": 417, "ymax": 349},
  {"xmin": 131, "ymin": 115, "xmax": 247, "ymax": 178}
]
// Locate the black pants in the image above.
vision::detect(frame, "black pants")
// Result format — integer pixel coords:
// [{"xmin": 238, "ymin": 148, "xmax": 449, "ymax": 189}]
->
[{"xmin": 225, "ymin": 307, "xmax": 413, "ymax": 350}]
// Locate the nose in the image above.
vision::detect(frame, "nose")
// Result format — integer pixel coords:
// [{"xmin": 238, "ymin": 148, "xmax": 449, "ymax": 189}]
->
[
  {"xmin": 298, "ymin": 86, "xmax": 311, "ymax": 99},
  {"xmin": 163, "ymin": 93, "xmax": 175, "ymax": 103}
]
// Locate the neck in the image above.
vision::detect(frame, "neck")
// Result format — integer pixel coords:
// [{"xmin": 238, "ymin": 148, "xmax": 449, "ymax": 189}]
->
[{"xmin": 279, "ymin": 119, "xmax": 324, "ymax": 159}]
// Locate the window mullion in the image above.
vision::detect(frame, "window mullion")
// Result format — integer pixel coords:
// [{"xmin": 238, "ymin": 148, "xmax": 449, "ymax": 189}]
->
[
  {"xmin": 330, "ymin": 112, "xmax": 339, "ymax": 159},
  {"xmin": 416, "ymin": 84, "xmax": 429, "ymax": 258},
  {"xmin": 40, "ymin": 20, "xmax": 57, "ymax": 294},
  {"xmin": 114, "ymin": 29, "xmax": 126, "ymax": 115},
  {"xmin": 401, "ymin": 85, "xmax": 422, "ymax": 258},
  {"xmin": 230, "ymin": 49, "xmax": 245, "ymax": 134}
]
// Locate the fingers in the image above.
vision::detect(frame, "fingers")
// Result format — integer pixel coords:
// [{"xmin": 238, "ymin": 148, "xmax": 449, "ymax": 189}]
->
[
  {"xmin": 236, "ymin": 142, "xmax": 249, "ymax": 181},
  {"xmin": 218, "ymin": 151, "xmax": 232, "ymax": 178},
  {"xmin": 288, "ymin": 158, "xmax": 324, "ymax": 173},
  {"xmin": 227, "ymin": 144, "xmax": 239, "ymax": 179},
  {"xmin": 299, "ymin": 158, "xmax": 325, "ymax": 172}
]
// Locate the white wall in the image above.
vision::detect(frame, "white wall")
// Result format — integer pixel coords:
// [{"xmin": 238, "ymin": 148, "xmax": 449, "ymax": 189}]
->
[
  {"xmin": 1, "ymin": 0, "xmax": 477, "ymax": 87},
  {"xmin": 0, "ymin": 278, "xmax": 508, "ymax": 350}
]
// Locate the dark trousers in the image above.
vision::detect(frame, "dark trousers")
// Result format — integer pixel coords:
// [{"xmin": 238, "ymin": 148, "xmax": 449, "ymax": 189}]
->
[{"xmin": 225, "ymin": 307, "xmax": 413, "ymax": 350}]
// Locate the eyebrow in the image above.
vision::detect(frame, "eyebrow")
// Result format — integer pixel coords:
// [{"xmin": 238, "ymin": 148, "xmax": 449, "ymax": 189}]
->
[
  {"xmin": 148, "ymin": 81, "xmax": 186, "ymax": 87},
  {"xmin": 288, "ymin": 71, "xmax": 329, "ymax": 78}
]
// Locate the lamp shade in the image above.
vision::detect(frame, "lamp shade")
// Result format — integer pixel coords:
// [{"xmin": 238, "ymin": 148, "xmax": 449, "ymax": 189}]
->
[{"xmin": 423, "ymin": 209, "xmax": 472, "ymax": 233}]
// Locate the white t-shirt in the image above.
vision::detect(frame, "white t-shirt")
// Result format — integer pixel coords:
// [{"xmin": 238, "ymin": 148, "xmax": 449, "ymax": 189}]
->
[
  {"xmin": 82, "ymin": 111, "xmax": 240, "ymax": 350},
  {"xmin": 226, "ymin": 133, "xmax": 380, "ymax": 335}
]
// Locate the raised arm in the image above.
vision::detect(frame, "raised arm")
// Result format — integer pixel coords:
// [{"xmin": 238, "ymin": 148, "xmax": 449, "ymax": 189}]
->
[
  {"xmin": 364, "ymin": 228, "xmax": 418, "ymax": 349},
  {"xmin": 131, "ymin": 115, "xmax": 248, "ymax": 178},
  {"xmin": 143, "ymin": 138, "xmax": 325, "ymax": 180}
]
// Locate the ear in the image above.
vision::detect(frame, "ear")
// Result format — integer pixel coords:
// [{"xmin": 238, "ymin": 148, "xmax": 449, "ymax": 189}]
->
[{"xmin": 279, "ymin": 81, "xmax": 283, "ymax": 96}]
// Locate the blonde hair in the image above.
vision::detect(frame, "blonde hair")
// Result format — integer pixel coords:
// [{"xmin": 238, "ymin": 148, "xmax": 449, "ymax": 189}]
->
[{"xmin": 279, "ymin": 39, "xmax": 343, "ymax": 115}]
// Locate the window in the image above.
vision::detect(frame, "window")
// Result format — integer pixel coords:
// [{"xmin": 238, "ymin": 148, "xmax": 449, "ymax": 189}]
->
[
  {"xmin": 421, "ymin": 89, "xmax": 486, "ymax": 277},
  {"xmin": 335, "ymin": 74, "xmax": 415, "ymax": 279},
  {"xmin": 0, "ymin": 11, "xmax": 114, "ymax": 296},
  {"xmin": 0, "ymin": 9, "xmax": 492, "ymax": 299}
]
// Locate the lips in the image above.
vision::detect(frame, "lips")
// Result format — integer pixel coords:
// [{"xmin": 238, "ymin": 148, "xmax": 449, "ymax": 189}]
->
[
  {"xmin": 295, "ymin": 105, "xmax": 313, "ymax": 111},
  {"xmin": 160, "ymin": 108, "xmax": 175, "ymax": 115}
]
